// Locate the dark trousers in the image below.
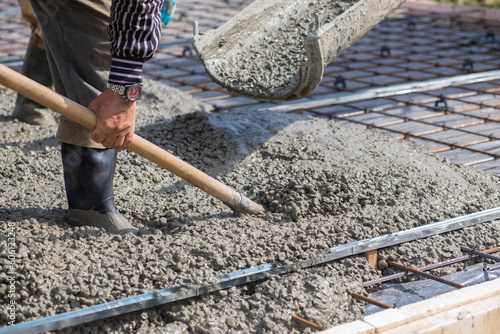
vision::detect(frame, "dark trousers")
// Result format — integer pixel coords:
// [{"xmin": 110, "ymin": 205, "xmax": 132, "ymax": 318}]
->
[{"xmin": 30, "ymin": 0, "xmax": 111, "ymax": 148}]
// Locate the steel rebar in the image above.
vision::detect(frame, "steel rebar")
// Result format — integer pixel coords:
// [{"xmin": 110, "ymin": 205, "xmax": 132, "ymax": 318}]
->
[
  {"xmin": 292, "ymin": 315, "xmax": 326, "ymax": 331},
  {"xmin": 364, "ymin": 246, "xmax": 500, "ymax": 286},
  {"xmin": 388, "ymin": 261, "xmax": 465, "ymax": 289},
  {"xmin": 461, "ymin": 246, "xmax": 500, "ymax": 262},
  {"xmin": 351, "ymin": 293, "xmax": 394, "ymax": 309}
]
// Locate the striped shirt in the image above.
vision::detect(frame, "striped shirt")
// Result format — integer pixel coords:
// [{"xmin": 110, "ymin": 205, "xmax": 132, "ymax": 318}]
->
[{"xmin": 107, "ymin": 0, "xmax": 163, "ymax": 86}]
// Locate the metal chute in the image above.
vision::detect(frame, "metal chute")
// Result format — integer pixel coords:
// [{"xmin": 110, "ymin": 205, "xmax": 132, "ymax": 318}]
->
[{"xmin": 192, "ymin": 0, "xmax": 407, "ymax": 102}]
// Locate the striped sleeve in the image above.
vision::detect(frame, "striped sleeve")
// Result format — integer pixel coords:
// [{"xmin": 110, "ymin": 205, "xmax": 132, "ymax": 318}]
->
[{"xmin": 107, "ymin": 0, "xmax": 163, "ymax": 85}]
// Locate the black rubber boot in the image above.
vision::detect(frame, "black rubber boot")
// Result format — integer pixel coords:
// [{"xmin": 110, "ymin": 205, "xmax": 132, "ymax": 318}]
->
[
  {"xmin": 12, "ymin": 42, "xmax": 56, "ymax": 125},
  {"xmin": 61, "ymin": 142, "xmax": 137, "ymax": 234}
]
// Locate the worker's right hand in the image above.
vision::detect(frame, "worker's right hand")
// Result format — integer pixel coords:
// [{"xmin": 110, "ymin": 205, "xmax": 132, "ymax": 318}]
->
[{"xmin": 88, "ymin": 89, "xmax": 136, "ymax": 151}]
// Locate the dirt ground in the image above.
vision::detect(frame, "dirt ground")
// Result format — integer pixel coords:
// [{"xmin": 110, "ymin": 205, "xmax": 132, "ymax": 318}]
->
[{"xmin": 1, "ymin": 77, "xmax": 500, "ymax": 333}]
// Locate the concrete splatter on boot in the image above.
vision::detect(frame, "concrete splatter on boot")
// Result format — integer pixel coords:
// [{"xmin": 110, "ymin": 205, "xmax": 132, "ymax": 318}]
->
[
  {"xmin": 12, "ymin": 42, "xmax": 56, "ymax": 125},
  {"xmin": 61, "ymin": 142, "xmax": 138, "ymax": 234}
]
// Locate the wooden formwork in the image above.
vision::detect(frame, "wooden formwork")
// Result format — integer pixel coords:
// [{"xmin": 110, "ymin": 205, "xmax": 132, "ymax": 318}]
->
[{"xmin": 325, "ymin": 277, "xmax": 500, "ymax": 333}]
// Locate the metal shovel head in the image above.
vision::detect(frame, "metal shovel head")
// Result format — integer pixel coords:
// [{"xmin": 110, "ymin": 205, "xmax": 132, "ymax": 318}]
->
[{"xmin": 192, "ymin": 0, "xmax": 407, "ymax": 102}]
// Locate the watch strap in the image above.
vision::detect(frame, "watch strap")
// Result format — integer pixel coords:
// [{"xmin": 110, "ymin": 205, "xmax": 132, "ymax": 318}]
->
[{"xmin": 108, "ymin": 84, "xmax": 126, "ymax": 96}]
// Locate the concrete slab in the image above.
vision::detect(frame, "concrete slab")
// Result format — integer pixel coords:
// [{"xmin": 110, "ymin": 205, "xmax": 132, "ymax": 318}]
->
[
  {"xmin": 347, "ymin": 96, "xmax": 401, "ymax": 108},
  {"xmin": 422, "ymin": 129, "xmax": 486, "ymax": 145},
  {"xmin": 385, "ymin": 121, "xmax": 442, "ymax": 136},
  {"xmin": 425, "ymin": 87, "xmax": 477, "ymax": 98},
  {"xmin": 423, "ymin": 100, "xmax": 477, "ymax": 112},
  {"xmin": 462, "ymin": 108, "xmax": 500, "ymax": 121},
  {"xmin": 383, "ymin": 105, "xmax": 439, "ymax": 119},
  {"xmin": 468, "ymin": 139, "xmax": 500, "ymax": 152},
  {"xmin": 312, "ymin": 105, "xmax": 361, "ymax": 117},
  {"xmin": 438, "ymin": 148, "xmax": 494, "ymax": 166},
  {"xmin": 392, "ymin": 93, "xmax": 437, "ymax": 104},
  {"xmin": 466, "ymin": 121, "xmax": 500, "ymax": 135},
  {"xmin": 423, "ymin": 113, "xmax": 485, "ymax": 128},
  {"xmin": 348, "ymin": 113, "xmax": 403, "ymax": 127},
  {"xmin": 475, "ymin": 160, "xmax": 500, "ymax": 174},
  {"xmin": 461, "ymin": 93, "xmax": 500, "ymax": 107},
  {"xmin": 408, "ymin": 136, "xmax": 450, "ymax": 151}
]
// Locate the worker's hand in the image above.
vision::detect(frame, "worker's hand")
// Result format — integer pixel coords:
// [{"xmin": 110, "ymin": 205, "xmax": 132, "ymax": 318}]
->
[{"xmin": 88, "ymin": 89, "xmax": 136, "ymax": 150}]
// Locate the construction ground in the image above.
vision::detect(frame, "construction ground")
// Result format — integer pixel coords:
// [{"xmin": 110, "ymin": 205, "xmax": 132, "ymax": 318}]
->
[{"xmin": 1, "ymin": 0, "xmax": 500, "ymax": 333}]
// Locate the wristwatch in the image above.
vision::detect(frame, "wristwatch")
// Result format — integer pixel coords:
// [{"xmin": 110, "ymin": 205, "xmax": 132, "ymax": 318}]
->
[{"xmin": 108, "ymin": 83, "xmax": 142, "ymax": 102}]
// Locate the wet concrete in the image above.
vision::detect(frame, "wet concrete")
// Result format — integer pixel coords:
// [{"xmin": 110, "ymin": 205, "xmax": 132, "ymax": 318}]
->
[{"xmin": 1, "ymin": 78, "xmax": 500, "ymax": 333}]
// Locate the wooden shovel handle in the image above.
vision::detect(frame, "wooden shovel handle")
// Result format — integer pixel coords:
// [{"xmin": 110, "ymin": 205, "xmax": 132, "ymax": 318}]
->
[{"xmin": 0, "ymin": 63, "xmax": 263, "ymax": 214}]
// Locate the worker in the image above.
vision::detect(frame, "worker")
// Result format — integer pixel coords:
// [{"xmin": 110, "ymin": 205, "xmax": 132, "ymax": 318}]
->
[
  {"xmin": 29, "ymin": 0, "xmax": 166, "ymax": 234},
  {"xmin": 12, "ymin": 0, "xmax": 56, "ymax": 125}
]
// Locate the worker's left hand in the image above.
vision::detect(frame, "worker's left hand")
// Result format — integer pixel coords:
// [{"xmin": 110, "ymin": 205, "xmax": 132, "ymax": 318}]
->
[{"xmin": 88, "ymin": 89, "xmax": 136, "ymax": 150}]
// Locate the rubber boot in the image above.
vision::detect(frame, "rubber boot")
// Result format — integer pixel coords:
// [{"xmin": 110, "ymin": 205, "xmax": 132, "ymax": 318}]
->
[
  {"xmin": 12, "ymin": 42, "xmax": 57, "ymax": 125},
  {"xmin": 61, "ymin": 142, "xmax": 138, "ymax": 234}
]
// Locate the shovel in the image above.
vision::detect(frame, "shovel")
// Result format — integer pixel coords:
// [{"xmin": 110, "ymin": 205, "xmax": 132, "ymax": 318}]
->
[{"xmin": 0, "ymin": 63, "xmax": 264, "ymax": 215}]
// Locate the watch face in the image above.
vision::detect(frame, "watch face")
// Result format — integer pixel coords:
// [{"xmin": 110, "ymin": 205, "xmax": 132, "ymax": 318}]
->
[{"xmin": 126, "ymin": 85, "xmax": 141, "ymax": 101}]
